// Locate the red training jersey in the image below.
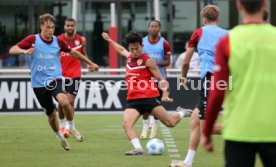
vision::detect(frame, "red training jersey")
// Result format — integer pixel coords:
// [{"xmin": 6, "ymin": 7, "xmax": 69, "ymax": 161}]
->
[
  {"xmin": 126, "ymin": 53, "xmax": 160, "ymax": 100},
  {"xmin": 58, "ymin": 33, "xmax": 84, "ymax": 78}
]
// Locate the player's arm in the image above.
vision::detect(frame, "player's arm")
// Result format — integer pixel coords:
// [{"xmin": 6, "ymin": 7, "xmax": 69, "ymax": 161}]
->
[
  {"xmin": 81, "ymin": 37, "xmax": 89, "ymax": 58},
  {"xmin": 58, "ymin": 38, "xmax": 98, "ymax": 72},
  {"xmin": 156, "ymin": 54, "xmax": 170, "ymax": 67},
  {"xmin": 146, "ymin": 58, "xmax": 173, "ymax": 103},
  {"xmin": 181, "ymin": 28, "xmax": 201, "ymax": 85},
  {"xmin": 156, "ymin": 40, "xmax": 171, "ymax": 67},
  {"xmin": 181, "ymin": 47, "xmax": 195, "ymax": 83},
  {"xmin": 9, "ymin": 45, "xmax": 35, "ymax": 55},
  {"xmin": 102, "ymin": 32, "xmax": 130, "ymax": 58},
  {"xmin": 70, "ymin": 50, "xmax": 98, "ymax": 72},
  {"xmin": 9, "ymin": 35, "xmax": 35, "ymax": 55},
  {"xmin": 81, "ymin": 37, "xmax": 91, "ymax": 68}
]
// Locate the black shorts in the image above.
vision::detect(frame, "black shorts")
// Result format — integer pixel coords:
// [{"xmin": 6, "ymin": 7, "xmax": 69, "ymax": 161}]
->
[
  {"xmin": 33, "ymin": 79, "xmax": 66, "ymax": 115},
  {"xmin": 225, "ymin": 140, "xmax": 276, "ymax": 167},
  {"xmin": 196, "ymin": 72, "xmax": 212, "ymax": 120},
  {"xmin": 64, "ymin": 78, "xmax": 80, "ymax": 96},
  {"xmin": 126, "ymin": 98, "xmax": 161, "ymax": 115}
]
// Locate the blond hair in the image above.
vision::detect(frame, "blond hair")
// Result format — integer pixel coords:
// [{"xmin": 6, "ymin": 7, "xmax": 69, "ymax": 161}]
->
[
  {"xmin": 39, "ymin": 13, "xmax": 55, "ymax": 25},
  {"xmin": 200, "ymin": 5, "xmax": 220, "ymax": 22}
]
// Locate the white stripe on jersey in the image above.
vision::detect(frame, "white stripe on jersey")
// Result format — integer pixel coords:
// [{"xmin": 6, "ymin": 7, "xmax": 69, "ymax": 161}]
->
[
  {"xmin": 71, "ymin": 45, "xmax": 82, "ymax": 50},
  {"xmin": 126, "ymin": 64, "xmax": 146, "ymax": 70}
]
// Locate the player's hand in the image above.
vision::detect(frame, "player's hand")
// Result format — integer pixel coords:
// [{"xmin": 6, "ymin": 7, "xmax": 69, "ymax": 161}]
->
[
  {"xmin": 102, "ymin": 32, "xmax": 111, "ymax": 41},
  {"xmin": 88, "ymin": 63, "xmax": 99, "ymax": 72},
  {"xmin": 202, "ymin": 135, "xmax": 214, "ymax": 152},
  {"xmin": 23, "ymin": 48, "xmax": 35, "ymax": 55},
  {"xmin": 179, "ymin": 76, "xmax": 189, "ymax": 87},
  {"xmin": 161, "ymin": 91, "xmax": 173, "ymax": 103}
]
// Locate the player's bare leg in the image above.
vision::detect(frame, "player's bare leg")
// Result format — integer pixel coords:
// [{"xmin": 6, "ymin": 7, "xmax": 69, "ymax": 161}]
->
[
  {"xmin": 123, "ymin": 109, "xmax": 144, "ymax": 155},
  {"xmin": 151, "ymin": 106, "xmax": 184, "ymax": 128},
  {"xmin": 140, "ymin": 113, "xmax": 149, "ymax": 140},
  {"xmin": 181, "ymin": 108, "xmax": 200, "ymax": 166},
  {"xmin": 56, "ymin": 93, "xmax": 83, "ymax": 141},
  {"xmin": 47, "ymin": 110, "xmax": 69, "ymax": 151},
  {"xmin": 149, "ymin": 115, "xmax": 159, "ymax": 139},
  {"xmin": 58, "ymin": 104, "xmax": 66, "ymax": 134}
]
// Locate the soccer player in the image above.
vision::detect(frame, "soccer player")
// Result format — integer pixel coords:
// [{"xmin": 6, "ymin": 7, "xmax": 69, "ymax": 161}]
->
[
  {"xmin": 9, "ymin": 13, "xmax": 98, "ymax": 151},
  {"xmin": 203, "ymin": 1, "xmax": 276, "ymax": 167},
  {"xmin": 140, "ymin": 20, "xmax": 173, "ymax": 140},
  {"xmin": 170, "ymin": 5, "xmax": 228, "ymax": 167},
  {"xmin": 57, "ymin": 18, "xmax": 88, "ymax": 141},
  {"xmin": 102, "ymin": 31, "xmax": 187, "ymax": 155}
]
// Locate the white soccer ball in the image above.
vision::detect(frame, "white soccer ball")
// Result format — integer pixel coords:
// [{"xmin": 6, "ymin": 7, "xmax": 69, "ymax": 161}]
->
[{"xmin": 146, "ymin": 138, "xmax": 165, "ymax": 155}]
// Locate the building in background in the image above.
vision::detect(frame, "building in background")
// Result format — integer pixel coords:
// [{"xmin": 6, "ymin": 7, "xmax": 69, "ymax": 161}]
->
[{"xmin": 0, "ymin": 0, "xmax": 275, "ymax": 68}]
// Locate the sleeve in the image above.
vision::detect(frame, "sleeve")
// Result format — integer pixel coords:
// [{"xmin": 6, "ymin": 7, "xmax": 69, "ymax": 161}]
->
[
  {"xmin": 58, "ymin": 39, "xmax": 71, "ymax": 53},
  {"xmin": 16, "ymin": 35, "xmax": 36, "ymax": 49},
  {"xmin": 143, "ymin": 54, "xmax": 151, "ymax": 62},
  {"xmin": 163, "ymin": 40, "xmax": 171, "ymax": 56},
  {"xmin": 188, "ymin": 28, "xmax": 202, "ymax": 48},
  {"xmin": 203, "ymin": 35, "xmax": 230, "ymax": 137}
]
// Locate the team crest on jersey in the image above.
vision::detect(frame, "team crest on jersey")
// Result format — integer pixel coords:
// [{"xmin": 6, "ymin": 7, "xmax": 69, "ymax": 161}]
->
[
  {"xmin": 137, "ymin": 59, "xmax": 143, "ymax": 66},
  {"xmin": 75, "ymin": 40, "xmax": 80, "ymax": 46}
]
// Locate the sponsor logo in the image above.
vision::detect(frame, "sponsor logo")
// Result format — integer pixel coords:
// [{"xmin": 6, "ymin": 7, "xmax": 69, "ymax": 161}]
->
[
  {"xmin": 137, "ymin": 59, "xmax": 143, "ymax": 66},
  {"xmin": 75, "ymin": 40, "xmax": 80, "ymax": 46}
]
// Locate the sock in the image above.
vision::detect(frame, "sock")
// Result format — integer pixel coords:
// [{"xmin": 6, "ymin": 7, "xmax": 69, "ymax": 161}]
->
[
  {"xmin": 130, "ymin": 138, "xmax": 142, "ymax": 149},
  {"xmin": 178, "ymin": 111, "xmax": 185, "ymax": 118},
  {"xmin": 152, "ymin": 119, "xmax": 158, "ymax": 128},
  {"xmin": 149, "ymin": 115, "xmax": 155, "ymax": 125},
  {"xmin": 143, "ymin": 119, "xmax": 149, "ymax": 129},
  {"xmin": 67, "ymin": 120, "xmax": 76, "ymax": 131},
  {"xmin": 184, "ymin": 149, "xmax": 196, "ymax": 165},
  {"xmin": 65, "ymin": 121, "xmax": 69, "ymax": 130},
  {"xmin": 56, "ymin": 131, "xmax": 66, "ymax": 141},
  {"xmin": 60, "ymin": 119, "xmax": 66, "ymax": 129}
]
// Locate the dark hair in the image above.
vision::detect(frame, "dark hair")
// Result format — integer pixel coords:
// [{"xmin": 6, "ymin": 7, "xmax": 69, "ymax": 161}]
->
[
  {"xmin": 125, "ymin": 31, "xmax": 143, "ymax": 45},
  {"xmin": 39, "ymin": 13, "xmax": 55, "ymax": 25},
  {"xmin": 239, "ymin": 0, "xmax": 263, "ymax": 14},
  {"xmin": 65, "ymin": 18, "xmax": 76, "ymax": 23},
  {"xmin": 148, "ymin": 20, "xmax": 161, "ymax": 27},
  {"xmin": 263, "ymin": 8, "xmax": 269, "ymax": 21},
  {"xmin": 200, "ymin": 5, "xmax": 220, "ymax": 22}
]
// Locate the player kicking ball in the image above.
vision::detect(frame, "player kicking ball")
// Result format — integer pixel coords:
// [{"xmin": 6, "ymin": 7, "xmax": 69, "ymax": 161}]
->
[{"xmin": 102, "ymin": 31, "xmax": 189, "ymax": 155}]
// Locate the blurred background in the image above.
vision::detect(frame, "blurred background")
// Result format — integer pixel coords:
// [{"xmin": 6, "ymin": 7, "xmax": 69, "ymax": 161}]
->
[{"xmin": 0, "ymin": 0, "xmax": 275, "ymax": 68}]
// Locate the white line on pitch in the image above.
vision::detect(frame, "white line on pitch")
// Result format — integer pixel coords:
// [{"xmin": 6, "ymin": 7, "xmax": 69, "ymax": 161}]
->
[
  {"xmin": 167, "ymin": 144, "xmax": 177, "ymax": 148},
  {"xmin": 160, "ymin": 125, "xmax": 180, "ymax": 160}
]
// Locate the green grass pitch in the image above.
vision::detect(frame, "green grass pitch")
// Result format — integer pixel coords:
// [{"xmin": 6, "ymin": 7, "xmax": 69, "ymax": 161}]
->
[{"xmin": 0, "ymin": 113, "xmax": 262, "ymax": 167}]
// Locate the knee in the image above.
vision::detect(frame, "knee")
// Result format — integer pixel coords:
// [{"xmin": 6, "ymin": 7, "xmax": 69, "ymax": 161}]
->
[
  {"xmin": 164, "ymin": 120, "xmax": 175, "ymax": 128},
  {"xmin": 59, "ymin": 98, "xmax": 70, "ymax": 109},
  {"xmin": 189, "ymin": 113, "xmax": 200, "ymax": 128}
]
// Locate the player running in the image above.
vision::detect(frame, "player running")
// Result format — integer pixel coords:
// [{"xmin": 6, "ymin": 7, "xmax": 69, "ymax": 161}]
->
[
  {"xmin": 57, "ymin": 18, "xmax": 88, "ymax": 141},
  {"xmin": 9, "ymin": 13, "xmax": 98, "ymax": 151}
]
